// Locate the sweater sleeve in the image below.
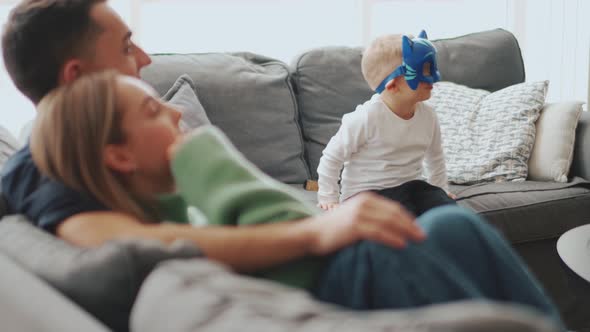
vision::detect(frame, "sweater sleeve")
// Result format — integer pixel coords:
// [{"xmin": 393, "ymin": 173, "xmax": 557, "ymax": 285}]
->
[
  {"xmin": 170, "ymin": 125, "xmax": 318, "ymax": 226},
  {"xmin": 170, "ymin": 126, "xmax": 324, "ymax": 290},
  {"xmin": 423, "ymin": 112, "xmax": 449, "ymax": 191},
  {"xmin": 317, "ymin": 110, "xmax": 368, "ymax": 204}
]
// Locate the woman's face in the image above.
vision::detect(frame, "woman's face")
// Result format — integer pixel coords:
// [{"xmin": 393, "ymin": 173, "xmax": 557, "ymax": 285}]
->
[{"xmin": 111, "ymin": 76, "xmax": 182, "ymax": 190}]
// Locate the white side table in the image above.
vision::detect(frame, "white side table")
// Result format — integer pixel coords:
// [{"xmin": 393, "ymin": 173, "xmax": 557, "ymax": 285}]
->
[{"xmin": 556, "ymin": 224, "xmax": 590, "ymax": 283}]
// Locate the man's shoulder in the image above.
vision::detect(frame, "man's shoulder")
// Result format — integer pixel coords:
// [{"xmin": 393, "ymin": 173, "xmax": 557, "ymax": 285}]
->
[
  {"xmin": 1, "ymin": 145, "xmax": 40, "ymax": 191},
  {"xmin": 0, "ymin": 144, "xmax": 106, "ymax": 231},
  {"xmin": 1, "ymin": 145, "xmax": 44, "ymax": 213}
]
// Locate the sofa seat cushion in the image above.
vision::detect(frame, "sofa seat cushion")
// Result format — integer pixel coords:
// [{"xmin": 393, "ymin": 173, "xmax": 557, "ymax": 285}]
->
[
  {"xmin": 453, "ymin": 177, "xmax": 590, "ymax": 244},
  {"xmin": 290, "ymin": 179, "xmax": 590, "ymax": 245},
  {"xmin": 141, "ymin": 52, "xmax": 310, "ymax": 184}
]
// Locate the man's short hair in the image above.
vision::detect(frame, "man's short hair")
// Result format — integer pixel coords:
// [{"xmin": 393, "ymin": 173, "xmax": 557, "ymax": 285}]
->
[
  {"xmin": 2, "ymin": 0, "xmax": 105, "ymax": 104},
  {"xmin": 361, "ymin": 34, "xmax": 405, "ymax": 91}
]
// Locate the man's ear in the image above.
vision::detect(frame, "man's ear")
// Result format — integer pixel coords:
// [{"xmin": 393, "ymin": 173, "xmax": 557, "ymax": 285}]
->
[
  {"xmin": 60, "ymin": 59, "xmax": 85, "ymax": 84},
  {"xmin": 104, "ymin": 144, "xmax": 137, "ymax": 174}
]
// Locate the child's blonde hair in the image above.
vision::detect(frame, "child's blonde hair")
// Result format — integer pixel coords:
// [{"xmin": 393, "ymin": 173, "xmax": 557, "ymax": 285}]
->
[
  {"xmin": 361, "ymin": 34, "xmax": 405, "ymax": 91},
  {"xmin": 30, "ymin": 70, "xmax": 155, "ymax": 222}
]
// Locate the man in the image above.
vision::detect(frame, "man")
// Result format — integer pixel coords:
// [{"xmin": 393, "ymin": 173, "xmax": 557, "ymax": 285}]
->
[
  {"xmin": 1, "ymin": 0, "xmax": 422, "ymax": 273},
  {"xmin": 0, "ymin": 2, "xmax": 564, "ymax": 325}
]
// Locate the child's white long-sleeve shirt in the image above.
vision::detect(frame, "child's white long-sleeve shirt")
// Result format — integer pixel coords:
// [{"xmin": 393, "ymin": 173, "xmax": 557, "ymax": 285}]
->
[{"xmin": 317, "ymin": 94, "xmax": 448, "ymax": 204}]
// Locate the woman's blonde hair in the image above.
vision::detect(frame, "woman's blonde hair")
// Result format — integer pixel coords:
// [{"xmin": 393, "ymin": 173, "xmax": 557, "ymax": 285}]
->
[{"xmin": 30, "ymin": 70, "xmax": 153, "ymax": 221}]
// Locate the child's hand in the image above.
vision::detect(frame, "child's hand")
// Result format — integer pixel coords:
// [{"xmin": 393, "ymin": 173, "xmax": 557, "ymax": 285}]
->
[
  {"xmin": 318, "ymin": 202, "xmax": 340, "ymax": 211},
  {"xmin": 447, "ymin": 192, "xmax": 457, "ymax": 200}
]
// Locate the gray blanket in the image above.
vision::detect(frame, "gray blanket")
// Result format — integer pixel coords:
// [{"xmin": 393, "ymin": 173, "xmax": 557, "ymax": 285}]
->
[{"xmin": 131, "ymin": 259, "xmax": 560, "ymax": 332}]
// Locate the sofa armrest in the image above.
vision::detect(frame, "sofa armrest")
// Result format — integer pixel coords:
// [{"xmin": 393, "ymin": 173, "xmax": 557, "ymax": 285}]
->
[
  {"xmin": 571, "ymin": 110, "xmax": 590, "ymax": 180},
  {"xmin": 0, "ymin": 253, "xmax": 109, "ymax": 332}
]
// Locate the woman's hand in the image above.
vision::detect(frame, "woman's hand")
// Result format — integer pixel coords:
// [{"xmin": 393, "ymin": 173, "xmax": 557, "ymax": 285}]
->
[{"xmin": 306, "ymin": 192, "xmax": 426, "ymax": 255}]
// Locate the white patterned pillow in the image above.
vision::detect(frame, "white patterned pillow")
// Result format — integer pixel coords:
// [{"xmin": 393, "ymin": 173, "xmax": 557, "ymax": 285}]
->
[{"xmin": 429, "ymin": 81, "xmax": 548, "ymax": 184}]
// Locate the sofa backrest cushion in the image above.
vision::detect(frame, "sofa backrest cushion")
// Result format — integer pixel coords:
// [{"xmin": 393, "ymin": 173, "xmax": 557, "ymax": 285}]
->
[
  {"xmin": 141, "ymin": 52, "xmax": 310, "ymax": 184},
  {"xmin": 433, "ymin": 29, "xmax": 525, "ymax": 92},
  {"xmin": 291, "ymin": 46, "xmax": 371, "ymax": 179},
  {"xmin": 0, "ymin": 215, "xmax": 203, "ymax": 332},
  {"xmin": 292, "ymin": 28, "xmax": 525, "ymax": 179}
]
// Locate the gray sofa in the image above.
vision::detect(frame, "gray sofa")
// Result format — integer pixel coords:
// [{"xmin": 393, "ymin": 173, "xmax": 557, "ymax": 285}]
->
[
  {"xmin": 140, "ymin": 28, "xmax": 590, "ymax": 330},
  {"xmin": 0, "ymin": 28, "xmax": 587, "ymax": 331}
]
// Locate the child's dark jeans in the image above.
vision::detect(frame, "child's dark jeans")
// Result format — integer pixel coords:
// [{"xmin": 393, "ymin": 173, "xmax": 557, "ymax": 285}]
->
[{"xmin": 374, "ymin": 180, "xmax": 456, "ymax": 216}]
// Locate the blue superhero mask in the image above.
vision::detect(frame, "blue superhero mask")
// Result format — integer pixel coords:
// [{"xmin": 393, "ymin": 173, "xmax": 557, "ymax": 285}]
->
[{"xmin": 375, "ymin": 30, "xmax": 441, "ymax": 93}]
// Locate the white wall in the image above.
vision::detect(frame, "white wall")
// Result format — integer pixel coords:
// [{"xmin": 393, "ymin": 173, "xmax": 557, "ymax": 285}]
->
[
  {"xmin": 0, "ymin": 0, "xmax": 588, "ymax": 137},
  {"xmin": 516, "ymin": 0, "xmax": 590, "ymax": 106},
  {"xmin": 0, "ymin": 4, "xmax": 35, "ymax": 138}
]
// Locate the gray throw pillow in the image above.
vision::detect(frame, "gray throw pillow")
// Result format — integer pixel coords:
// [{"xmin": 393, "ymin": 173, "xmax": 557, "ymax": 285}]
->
[
  {"xmin": 142, "ymin": 53, "xmax": 310, "ymax": 185},
  {"xmin": 162, "ymin": 74, "xmax": 211, "ymax": 131},
  {"xmin": 0, "ymin": 215, "xmax": 203, "ymax": 332}
]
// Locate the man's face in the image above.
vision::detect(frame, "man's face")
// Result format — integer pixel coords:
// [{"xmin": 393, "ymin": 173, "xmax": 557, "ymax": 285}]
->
[{"xmin": 83, "ymin": 2, "xmax": 151, "ymax": 78}]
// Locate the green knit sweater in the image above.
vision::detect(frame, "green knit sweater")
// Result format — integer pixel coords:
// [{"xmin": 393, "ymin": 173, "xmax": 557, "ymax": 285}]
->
[{"xmin": 157, "ymin": 126, "xmax": 324, "ymax": 289}]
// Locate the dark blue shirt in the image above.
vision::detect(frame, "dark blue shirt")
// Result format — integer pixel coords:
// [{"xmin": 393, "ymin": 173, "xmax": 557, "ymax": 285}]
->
[{"xmin": 1, "ymin": 145, "xmax": 106, "ymax": 233}]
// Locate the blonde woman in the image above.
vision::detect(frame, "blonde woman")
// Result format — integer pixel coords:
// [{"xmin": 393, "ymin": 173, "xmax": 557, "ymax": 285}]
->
[{"xmin": 29, "ymin": 71, "xmax": 564, "ymax": 329}]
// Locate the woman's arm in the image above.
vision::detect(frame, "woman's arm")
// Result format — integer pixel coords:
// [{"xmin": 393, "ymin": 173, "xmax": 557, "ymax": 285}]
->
[
  {"xmin": 58, "ymin": 210, "xmax": 312, "ymax": 273},
  {"xmin": 169, "ymin": 126, "xmax": 316, "ymax": 226},
  {"xmin": 58, "ymin": 192, "xmax": 425, "ymax": 273}
]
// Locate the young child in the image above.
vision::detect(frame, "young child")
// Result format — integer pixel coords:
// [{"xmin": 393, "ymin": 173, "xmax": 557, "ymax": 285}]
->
[{"xmin": 317, "ymin": 31, "xmax": 455, "ymax": 216}]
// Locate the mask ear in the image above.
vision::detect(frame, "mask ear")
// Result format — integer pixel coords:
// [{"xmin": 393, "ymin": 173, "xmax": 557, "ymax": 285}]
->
[
  {"xmin": 104, "ymin": 144, "xmax": 137, "ymax": 174},
  {"xmin": 402, "ymin": 35, "xmax": 413, "ymax": 59},
  {"xmin": 418, "ymin": 30, "xmax": 428, "ymax": 39}
]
